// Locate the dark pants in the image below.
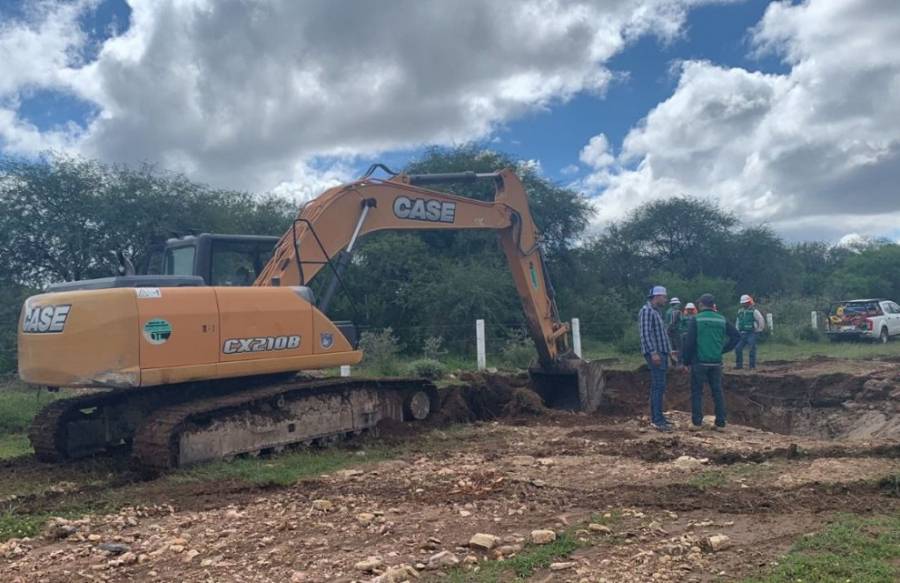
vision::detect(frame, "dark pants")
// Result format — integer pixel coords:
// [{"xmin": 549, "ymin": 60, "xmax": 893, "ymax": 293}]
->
[
  {"xmin": 735, "ymin": 331, "xmax": 757, "ymax": 369},
  {"xmin": 644, "ymin": 353, "xmax": 669, "ymax": 426},
  {"xmin": 691, "ymin": 364, "xmax": 726, "ymax": 427}
]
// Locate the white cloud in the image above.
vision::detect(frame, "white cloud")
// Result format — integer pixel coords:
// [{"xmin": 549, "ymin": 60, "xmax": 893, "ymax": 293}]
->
[
  {"xmin": 579, "ymin": 133, "xmax": 615, "ymax": 169},
  {"xmin": 580, "ymin": 0, "xmax": 900, "ymax": 241},
  {"xmin": 0, "ymin": 0, "xmax": 714, "ymax": 195}
]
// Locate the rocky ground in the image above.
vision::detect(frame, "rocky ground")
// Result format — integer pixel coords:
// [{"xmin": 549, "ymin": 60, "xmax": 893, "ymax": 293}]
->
[{"xmin": 1, "ymin": 358, "xmax": 899, "ymax": 582}]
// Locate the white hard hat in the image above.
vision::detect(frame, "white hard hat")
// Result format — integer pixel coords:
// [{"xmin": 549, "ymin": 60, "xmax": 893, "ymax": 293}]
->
[
  {"xmin": 670, "ymin": 297, "xmax": 681, "ymax": 305},
  {"xmin": 648, "ymin": 285, "xmax": 667, "ymax": 298},
  {"xmin": 740, "ymin": 294, "xmax": 753, "ymax": 304},
  {"xmin": 685, "ymin": 302, "xmax": 696, "ymax": 311}
]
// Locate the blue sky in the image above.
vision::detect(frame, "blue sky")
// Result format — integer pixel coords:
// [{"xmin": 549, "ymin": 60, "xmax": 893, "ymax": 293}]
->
[{"xmin": 1, "ymin": 0, "xmax": 899, "ymax": 242}]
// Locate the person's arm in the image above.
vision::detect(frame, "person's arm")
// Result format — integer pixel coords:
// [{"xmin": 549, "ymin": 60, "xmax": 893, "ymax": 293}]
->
[
  {"xmin": 681, "ymin": 318, "xmax": 697, "ymax": 365},
  {"xmin": 755, "ymin": 309, "xmax": 766, "ymax": 332},
  {"xmin": 723, "ymin": 322, "xmax": 741, "ymax": 353},
  {"xmin": 638, "ymin": 309, "xmax": 652, "ymax": 355}
]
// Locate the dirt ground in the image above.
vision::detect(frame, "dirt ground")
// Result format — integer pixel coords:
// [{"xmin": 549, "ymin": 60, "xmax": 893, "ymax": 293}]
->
[{"xmin": 1, "ymin": 357, "xmax": 899, "ymax": 582}]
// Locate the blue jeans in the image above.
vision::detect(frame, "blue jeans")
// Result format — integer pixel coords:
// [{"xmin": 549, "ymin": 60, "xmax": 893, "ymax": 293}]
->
[
  {"xmin": 735, "ymin": 331, "xmax": 757, "ymax": 368},
  {"xmin": 644, "ymin": 353, "xmax": 668, "ymax": 426},
  {"xmin": 691, "ymin": 364, "xmax": 726, "ymax": 427}
]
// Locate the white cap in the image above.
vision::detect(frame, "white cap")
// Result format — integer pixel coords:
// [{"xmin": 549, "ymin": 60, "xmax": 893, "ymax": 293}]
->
[
  {"xmin": 648, "ymin": 285, "xmax": 667, "ymax": 298},
  {"xmin": 740, "ymin": 294, "xmax": 752, "ymax": 304},
  {"xmin": 685, "ymin": 302, "xmax": 696, "ymax": 311},
  {"xmin": 670, "ymin": 297, "xmax": 681, "ymax": 305}
]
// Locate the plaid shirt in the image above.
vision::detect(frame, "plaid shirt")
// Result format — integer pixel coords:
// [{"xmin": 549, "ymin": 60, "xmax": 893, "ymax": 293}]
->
[{"xmin": 639, "ymin": 302, "xmax": 671, "ymax": 355}]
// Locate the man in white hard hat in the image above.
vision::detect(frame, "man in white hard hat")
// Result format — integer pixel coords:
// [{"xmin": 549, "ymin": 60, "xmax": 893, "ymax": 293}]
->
[
  {"xmin": 735, "ymin": 294, "xmax": 765, "ymax": 369},
  {"xmin": 639, "ymin": 285, "xmax": 673, "ymax": 431}
]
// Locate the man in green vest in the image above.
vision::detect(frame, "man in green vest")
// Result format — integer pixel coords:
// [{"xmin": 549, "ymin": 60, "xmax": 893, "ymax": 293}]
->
[
  {"xmin": 735, "ymin": 294, "xmax": 765, "ymax": 369},
  {"xmin": 681, "ymin": 294, "xmax": 741, "ymax": 430}
]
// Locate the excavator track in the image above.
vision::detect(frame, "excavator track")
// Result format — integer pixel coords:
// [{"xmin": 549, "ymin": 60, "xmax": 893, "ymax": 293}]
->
[
  {"xmin": 29, "ymin": 383, "xmax": 227, "ymax": 462},
  {"xmin": 132, "ymin": 378, "xmax": 438, "ymax": 472}
]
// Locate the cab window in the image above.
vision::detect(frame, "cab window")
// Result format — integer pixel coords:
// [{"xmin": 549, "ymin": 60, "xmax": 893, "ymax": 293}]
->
[
  {"xmin": 164, "ymin": 246, "xmax": 196, "ymax": 276},
  {"xmin": 210, "ymin": 240, "xmax": 274, "ymax": 286}
]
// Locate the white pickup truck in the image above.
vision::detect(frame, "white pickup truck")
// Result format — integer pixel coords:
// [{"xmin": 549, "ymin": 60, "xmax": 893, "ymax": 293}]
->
[{"xmin": 825, "ymin": 298, "xmax": 900, "ymax": 343}]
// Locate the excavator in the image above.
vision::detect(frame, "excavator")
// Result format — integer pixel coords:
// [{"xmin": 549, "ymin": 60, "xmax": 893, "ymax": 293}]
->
[{"xmin": 17, "ymin": 167, "xmax": 604, "ymax": 471}]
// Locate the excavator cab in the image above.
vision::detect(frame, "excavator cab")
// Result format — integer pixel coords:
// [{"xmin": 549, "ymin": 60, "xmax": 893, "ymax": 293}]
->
[{"xmin": 161, "ymin": 233, "xmax": 280, "ymax": 286}]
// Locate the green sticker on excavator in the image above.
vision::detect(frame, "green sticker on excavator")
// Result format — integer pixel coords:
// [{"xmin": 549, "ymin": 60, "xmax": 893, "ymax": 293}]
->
[
  {"xmin": 143, "ymin": 318, "xmax": 172, "ymax": 345},
  {"xmin": 529, "ymin": 262, "xmax": 539, "ymax": 289}
]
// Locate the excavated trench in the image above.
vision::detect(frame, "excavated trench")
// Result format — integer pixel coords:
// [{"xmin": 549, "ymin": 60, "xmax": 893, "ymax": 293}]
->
[{"xmin": 432, "ymin": 365, "xmax": 900, "ymax": 441}]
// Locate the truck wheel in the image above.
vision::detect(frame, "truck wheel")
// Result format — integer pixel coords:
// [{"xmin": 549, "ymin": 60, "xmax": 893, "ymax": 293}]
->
[{"xmin": 879, "ymin": 327, "xmax": 889, "ymax": 344}]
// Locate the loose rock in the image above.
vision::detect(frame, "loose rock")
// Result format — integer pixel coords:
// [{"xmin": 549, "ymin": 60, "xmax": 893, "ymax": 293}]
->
[
  {"xmin": 531, "ymin": 529, "xmax": 557, "ymax": 545},
  {"xmin": 469, "ymin": 533, "xmax": 500, "ymax": 550},
  {"xmin": 355, "ymin": 555, "xmax": 384, "ymax": 572},
  {"xmin": 704, "ymin": 534, "xmax": 732, "ymax": 552},
  {"xmin": 427, "ymin": 550, "xmax": 459, "ymax": 569}
]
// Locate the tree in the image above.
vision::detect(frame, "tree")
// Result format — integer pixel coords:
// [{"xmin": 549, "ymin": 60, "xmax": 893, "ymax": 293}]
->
[
  {"xmin": 614, "ymin": 197, "xmax": 737, "ymax": 278},
  {"xmin": 0, "ymin": 153, "xmax": 294, "ymax": 287},
  {"xmin": 827, "ymin": 244, "xmax": 900, "ymax": 300}
]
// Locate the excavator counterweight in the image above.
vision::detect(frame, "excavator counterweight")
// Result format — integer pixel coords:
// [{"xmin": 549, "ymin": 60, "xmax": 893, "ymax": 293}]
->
[{"xmin": 18, "ymin": 167, "xmax": 603, "ymax": 469}]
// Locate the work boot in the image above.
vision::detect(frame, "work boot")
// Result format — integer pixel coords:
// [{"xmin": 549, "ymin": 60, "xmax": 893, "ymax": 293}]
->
[
  {"xmin": 712, "ymin": 423, "xmax": 727, "ymax": 432},
  {"xmin": 651, "ymin": 423, "xmax": 673, "ymax": 433},
  {"xmin": 688, "ymin": 424, "xmax": 703, "ymax": 432}
]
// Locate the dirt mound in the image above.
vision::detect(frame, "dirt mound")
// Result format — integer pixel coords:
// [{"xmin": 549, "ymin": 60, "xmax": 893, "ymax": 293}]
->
[{"xmin": 432, "ymin": 372, "xmax": 547, "ymax": 425}]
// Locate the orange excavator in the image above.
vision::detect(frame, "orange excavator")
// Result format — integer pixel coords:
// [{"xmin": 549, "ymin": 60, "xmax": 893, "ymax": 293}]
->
[{"xmin": 18, "ymin": 167, "xmax": 603, "ymax": 470}]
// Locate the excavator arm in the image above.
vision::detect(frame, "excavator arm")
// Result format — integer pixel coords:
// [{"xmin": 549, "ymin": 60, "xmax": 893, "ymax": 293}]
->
[
  {"xmin": 256, "ymin": 168, "xmax": 604, "ymax": 410},
  {"xmin": 256, "ymin": 168, "xmax": 566, "ymax": 367}
]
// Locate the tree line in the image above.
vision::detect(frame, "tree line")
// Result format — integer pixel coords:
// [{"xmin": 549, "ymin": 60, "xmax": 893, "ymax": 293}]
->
[{"xmin": 2, "ymin": 148, "xmax": 899, "ymax": 372}]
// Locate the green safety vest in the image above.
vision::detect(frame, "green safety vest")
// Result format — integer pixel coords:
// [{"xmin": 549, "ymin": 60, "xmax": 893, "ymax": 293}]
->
[
  {"xmin": 696, "ymin": 310, "xmax": 727, "ymax": 364},
  {"xmin": 678, "ymin": 314, "xmax": 693, "ymax": 335},
  {"xmin": 665, "ymin": 307, "xmax": 680, "ymax": 330},
  {"xmin": 737, "ymin": 308, "xmax": 756, "ymax": 332}
]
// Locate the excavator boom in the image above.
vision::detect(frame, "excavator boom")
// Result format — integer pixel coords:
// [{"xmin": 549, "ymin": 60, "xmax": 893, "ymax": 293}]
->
[{"xmin": 258, "ymin": 168, "xmax": 567, "ymax": 368}]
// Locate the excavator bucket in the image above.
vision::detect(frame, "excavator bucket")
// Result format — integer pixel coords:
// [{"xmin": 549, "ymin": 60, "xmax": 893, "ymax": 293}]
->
[{"xmin": 529, "ymin": 357, "xmax": 605, "ymax": 413}]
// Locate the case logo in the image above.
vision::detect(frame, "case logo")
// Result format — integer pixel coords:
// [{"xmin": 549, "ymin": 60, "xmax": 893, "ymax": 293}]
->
[
  {"xmin": 22, "ymin": 304, "xmax": 71, "ymax": 333},
  {"xmin": 223, "ymin": 335, "xmax": 301, "ymax": 354},
  {"xmin": 393, "ymin": 196, "xmax": 456, "ymax": 223},
  {"xmin": 320, "ymin": 332, "xmax": 334, "ymax": 349}
]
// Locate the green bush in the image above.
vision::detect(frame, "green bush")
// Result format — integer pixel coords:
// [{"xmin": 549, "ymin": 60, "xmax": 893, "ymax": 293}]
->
[
  {"xmin": 615, "ymin": 323, "xmax": 641, "ymax": 354},
  {"xmin": 422, "ymin": 336, "xmax": 446, "ymax": 360},
  {"xmin": 406, "ymin": 358, "xmax": 446, "ymax": 380},
  {"xmin": 359, "ymin": 327, "xmax": 403, "ymax": 376},
  {"xmin": 793, "ymin": 325, "xmax": 823, "ymax": 343},
  {"xmin": 500, "ymin": 331, "xmax": 535, "ymax": 369}
]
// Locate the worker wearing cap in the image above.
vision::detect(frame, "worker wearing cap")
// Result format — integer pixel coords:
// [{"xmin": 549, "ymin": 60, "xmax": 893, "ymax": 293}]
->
[
  {"xmin": 735, "ymin": 294, "xmax": 765, "ymax": 370},
  {"xmin": 681, "ymin": 294, "xmax": 741, "ymax": 430},
  {"xmin": 665, "ymin": 297, "xmax": 683, "ymax": 363},
  {"xmin": 639, "ymin": 285, "xmax": 673, "ymax": 431}
]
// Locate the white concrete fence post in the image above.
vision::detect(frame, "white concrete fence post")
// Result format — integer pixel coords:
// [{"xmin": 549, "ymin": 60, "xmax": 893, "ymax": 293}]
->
[
  {"xmin": 340, "ymin": 365, "xmax": 351, "ymax": 377},
  {"xmin": 766, "ymin": 313, "xmax": 774, "ymax": 333},
  {"xmin": 810, "ymin": 311, "xmax": 818, "ymax": 330},
  {"xmin": 476, "ymin": 319, "xmax": 486, "ymax": 371},
  {"xmin": 571, "ymin": 318, "xmax": 582, "ymax": 358}
]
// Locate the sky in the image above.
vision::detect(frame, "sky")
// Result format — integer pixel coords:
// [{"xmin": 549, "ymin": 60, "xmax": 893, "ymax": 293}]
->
[{"xmin": 1, "ymin": 0, "xmax": 898, "ymax": 243}]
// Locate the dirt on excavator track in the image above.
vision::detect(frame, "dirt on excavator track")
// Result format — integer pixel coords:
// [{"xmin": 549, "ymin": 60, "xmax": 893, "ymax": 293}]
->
[{"xmin": 2, "ymin": 357, "xmax": 899, "ymax": 583}]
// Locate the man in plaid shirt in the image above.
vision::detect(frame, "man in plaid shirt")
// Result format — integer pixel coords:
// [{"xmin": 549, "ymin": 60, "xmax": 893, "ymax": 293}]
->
[{"xmin": 639, "ymin": 285, "xmax": 673, "ymax": 431}]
